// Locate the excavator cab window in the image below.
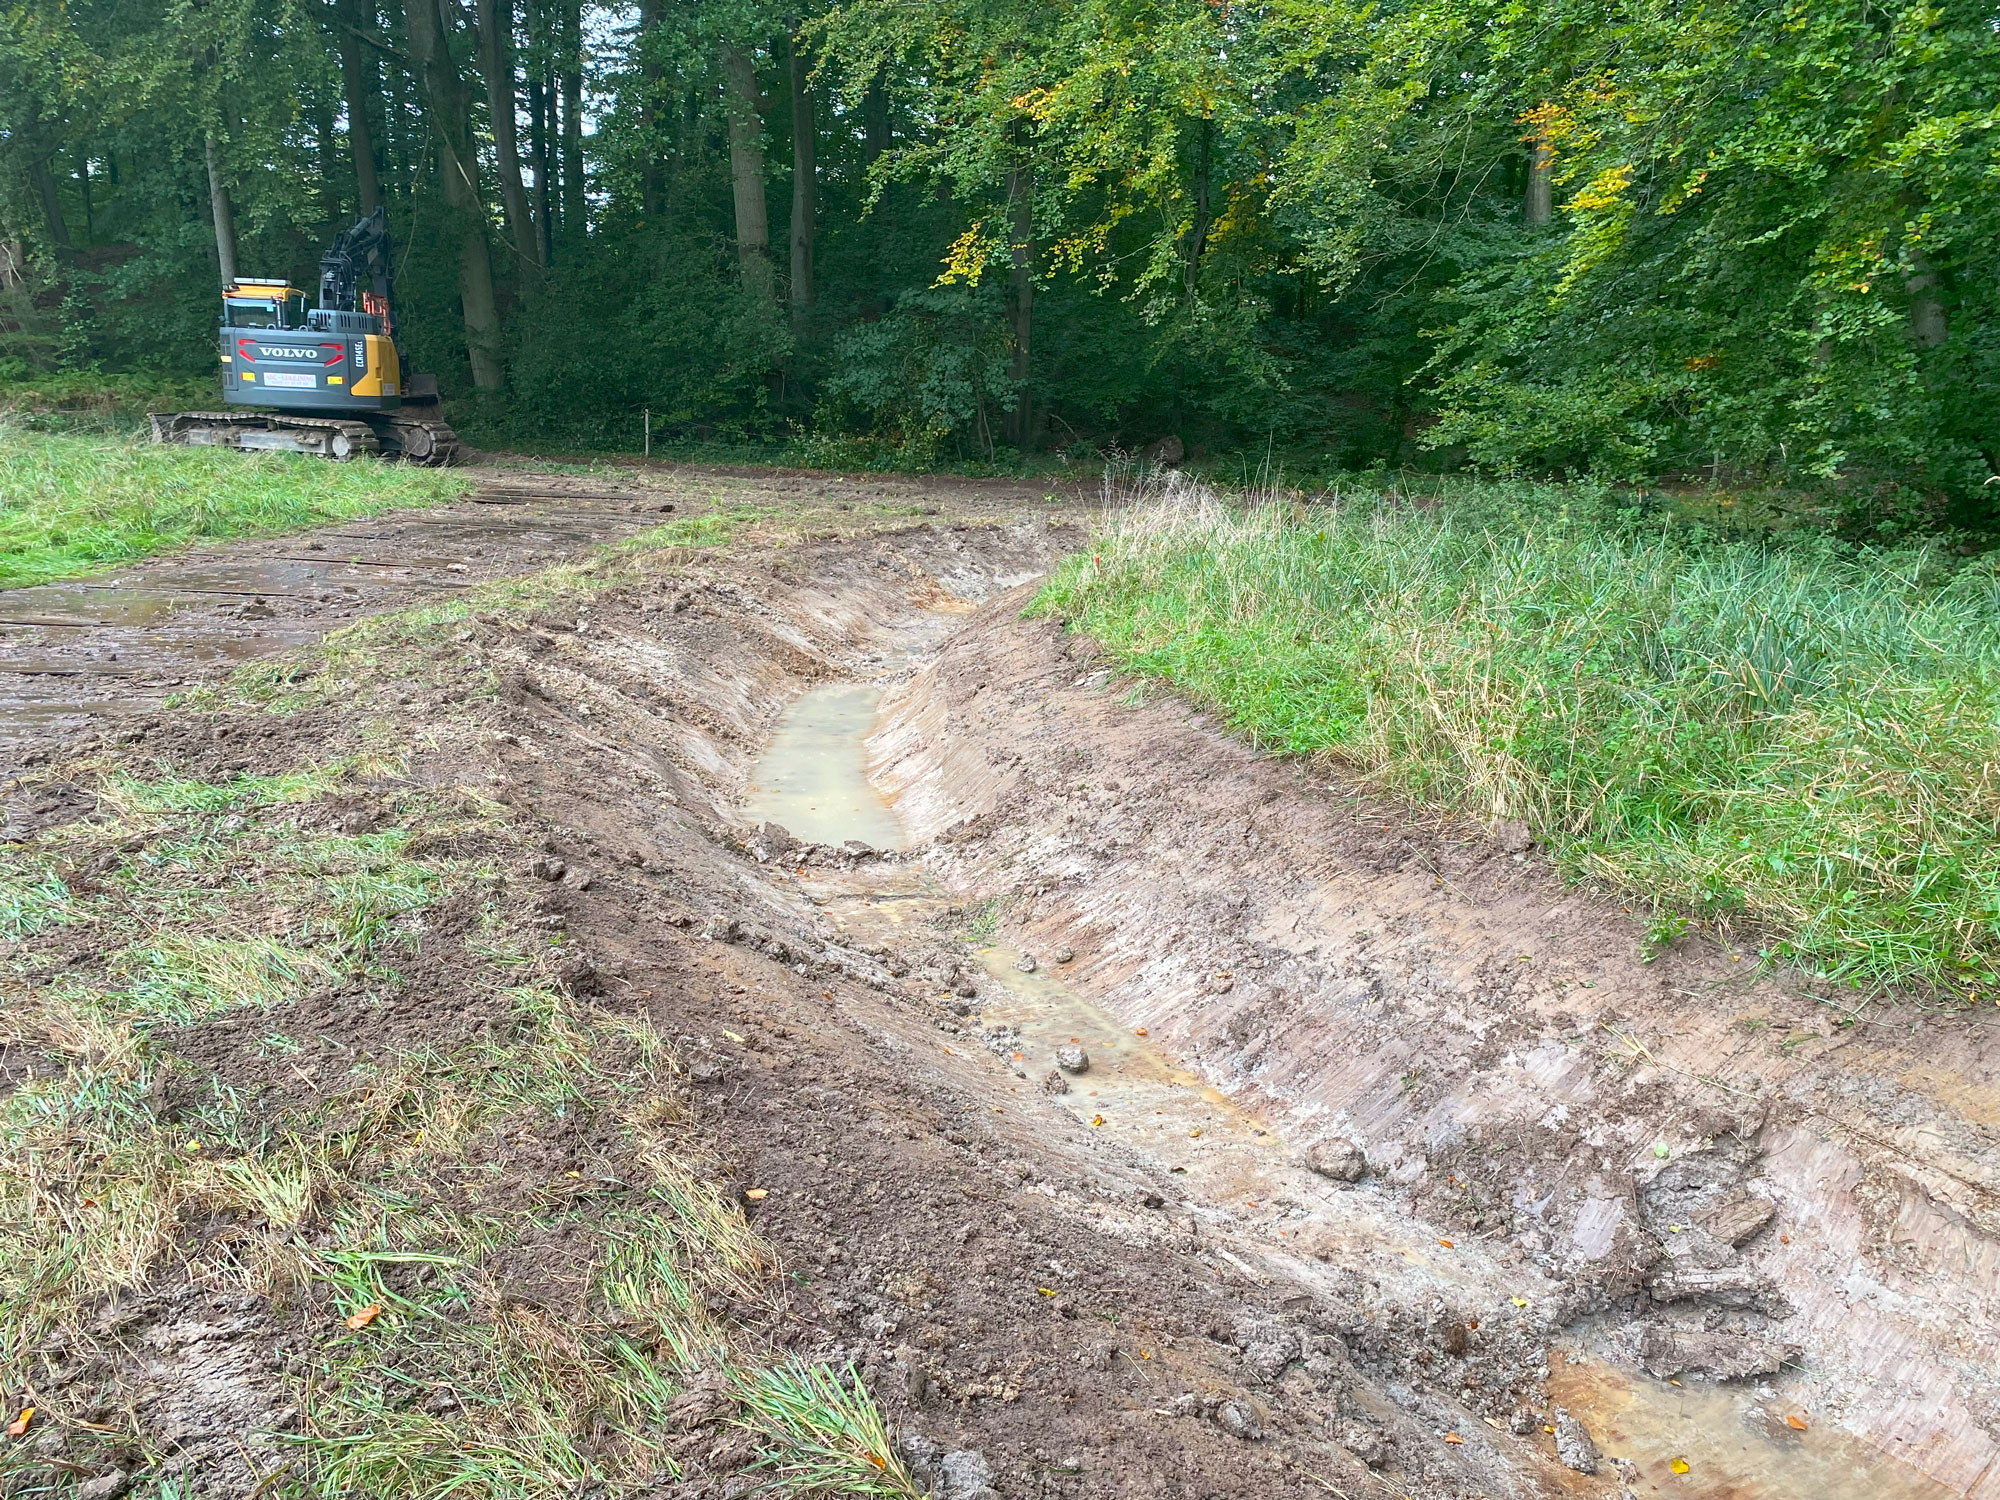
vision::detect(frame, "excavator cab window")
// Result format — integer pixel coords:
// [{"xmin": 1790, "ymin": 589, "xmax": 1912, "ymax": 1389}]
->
[
  {"xmin": 223, "ymin": 292, "xmax": 308, "ymax": 329},
  {"xmin": 225, "ymin": 298, "xmax": 281, "ymax": 329}
]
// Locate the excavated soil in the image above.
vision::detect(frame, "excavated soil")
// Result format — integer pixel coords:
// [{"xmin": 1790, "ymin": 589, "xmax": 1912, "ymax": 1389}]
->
[{"xmin": 4, "ymin": 495, "xmax": 1996, "ymax": 1499}]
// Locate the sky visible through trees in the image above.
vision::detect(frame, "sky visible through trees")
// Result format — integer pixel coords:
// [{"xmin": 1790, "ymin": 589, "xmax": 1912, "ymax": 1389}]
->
[{"xmin": 0, "ymin": 0, "xmax": 1994, "ymax": 515}]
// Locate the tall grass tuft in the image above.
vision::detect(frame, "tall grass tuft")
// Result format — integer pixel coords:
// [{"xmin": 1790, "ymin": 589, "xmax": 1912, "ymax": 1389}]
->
[{"xmin": 1033, "ymin": 473, "xmax": 2000, "ymax": 994}]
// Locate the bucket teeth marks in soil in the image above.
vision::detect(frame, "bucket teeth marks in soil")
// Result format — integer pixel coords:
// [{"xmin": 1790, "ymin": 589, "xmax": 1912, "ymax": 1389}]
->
[
  {"xmin": 864, "ymin": 589, "xmax": 1988, "ymax": 1500},
  {"xmin": 3, "ymin": 504, "xmax": 1975, "ymax": 1499}
]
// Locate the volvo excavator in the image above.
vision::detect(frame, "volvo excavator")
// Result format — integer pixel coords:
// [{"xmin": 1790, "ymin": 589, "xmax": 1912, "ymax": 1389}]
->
[{"xmin": 149, "ymin": 208, "xmax": 459, "ymax": 465}]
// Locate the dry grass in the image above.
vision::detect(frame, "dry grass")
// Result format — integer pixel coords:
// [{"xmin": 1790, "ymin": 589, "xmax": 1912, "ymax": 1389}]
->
[{"xmin": 1, "ymin": 750, "xmax": 905, "ymax": 1497}]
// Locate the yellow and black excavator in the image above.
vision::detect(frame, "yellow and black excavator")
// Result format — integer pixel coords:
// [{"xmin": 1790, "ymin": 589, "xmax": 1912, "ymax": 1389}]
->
[{"xmin": 150, "ymin": 207, "xmax": 458, "ymax": 464}]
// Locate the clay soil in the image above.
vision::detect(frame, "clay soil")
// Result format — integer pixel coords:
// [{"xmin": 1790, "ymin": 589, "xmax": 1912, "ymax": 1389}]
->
[{"xmin": 2, "ymin": 475, "xmax": 1994, "ymax": 1500}]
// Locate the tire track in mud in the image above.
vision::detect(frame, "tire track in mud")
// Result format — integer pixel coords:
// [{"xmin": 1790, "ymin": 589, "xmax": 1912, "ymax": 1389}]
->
[{"xmin": 0, "ymin": 461, "xmax": 1060, "ymax": 770}]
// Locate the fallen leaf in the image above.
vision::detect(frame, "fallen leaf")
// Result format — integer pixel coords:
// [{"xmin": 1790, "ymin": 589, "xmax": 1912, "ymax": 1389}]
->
[
  {"xmin": 1443, "ymin": 1432, "xmax": 1464, "ymax": 1445},
  {"xmin": 1483, "ymin": 1416, "xmax": 1505, "ymax": 1430},
  {"xmin": 865, "ymin": 1451, "xmax": 887, "ymax": 1470},
  {"xmin": 1670, "ymin": 1457, "xmax": 1690, "ymax": 1475},
  {"xmin": 6, "ymin": 1408, "xmax": 32, "ymax": 1438},
  {"xmin": 1037, "ymin": 1286, "xmax": 1057, "ymax": 1296},
  {"xmin": 744, "ymin": 1188, "xmax": 769, "ymax": 1201},
  {"xmin": 1134, "ymin": 1027, "xmax": 1148, "ymax": 1036},
  {"xmin": 1188, "ymin": 1129, "xmax": 1201, "ymax": 1138},
  {"xmin": 1466, "ymin": 1318, "xmax": 1479, "ymax": 1329},
  {"xmin": 186, "ymin": 1139, "xmax": 203, "ymax": 1152},
  {"xmin": 722, "ymin": 1029, "xmax": 746, "ymax": 1043},
  {"xmin": 1786, "ymin": 1414, "xmax": 1809, "ymax": 1431},
  {"xmin": 1089, "ymin": 1115, "xmax": 1105, "ymax": 1126},
  {"xmin": 1511, "ymin": 1297, "xmax": 1528, "ymax": 1307},
  {"xmin": 1438, "ymin": 1239, "xmax": 1455, "ymax": 1249},
  {"xmin": 345, "ymin": 1304, "xmax": 382, "ymax": 1330},
  {"xmin": 1542, "ymin": 1424, "xmax": 1555, "ymax": 1434}
]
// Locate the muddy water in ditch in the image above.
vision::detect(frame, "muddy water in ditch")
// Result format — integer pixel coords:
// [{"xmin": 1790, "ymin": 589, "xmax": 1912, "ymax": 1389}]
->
[
  {"xmin": 742, "ymin": 674, "xmax": 1950, "ymax": 1500},
  {"xmin": 742, "ymin": 684, "xmax": 909, "ymax": 850}
]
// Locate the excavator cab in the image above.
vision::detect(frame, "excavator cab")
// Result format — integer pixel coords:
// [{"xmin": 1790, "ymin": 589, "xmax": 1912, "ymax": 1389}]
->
[{"xmin": 222, "ymin": 283, "xmax": 308, "ymax": 330}]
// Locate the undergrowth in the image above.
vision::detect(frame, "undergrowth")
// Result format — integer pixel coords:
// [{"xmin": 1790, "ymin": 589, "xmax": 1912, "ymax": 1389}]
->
[
  {"xmin": 0, "ymin": 427, "xmax": 474, "ymax": 589},
  {"xmin": 1034, "ymin": 474, "xmax": 2000, "ymax": 995}
]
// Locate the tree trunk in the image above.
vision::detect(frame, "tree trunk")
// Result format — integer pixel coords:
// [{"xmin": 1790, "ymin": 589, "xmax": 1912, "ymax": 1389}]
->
[
  {"xmin": 336, "ymin": 0, "xmax": 383, "ymax": 214},
  {"xmin": 1005, "ymin": 130, "xmax": 1034, "ymax": 449},
  {"xmin": 474, "ymin": 0, "xmax": 539, "ymax": 273},
  {"xmin": 720, "ymin": 44, "xmax": 772, "ymax": 299},
  {"xmin": 204, "ymin": 135, "xmax": 238, "ymax": 285},
  {"xmin": 1185, "ymin": 115, "xmax": 1211, "ymax": 299},
  {"xmin": 864, "ymin": 74, "xmax": 889, "ymax": 165},
  {"xmin": 76, "ymin": 152, "xmax": 93, "ymax": 244},
  {"xmin": 788, "ymin": 36, "xmax": 815, "ymax": 321},
  {"xmin": 560, "ymin": 0, "xmax": 584, "ymax": 241},
  {"xmin": 528, "ymin": 64, "xmax": 554, "ymax": 263},
  {"xmin": 31, "ymin": 150, "xmax": 73, "ymax": 250},
  {"xmin": 1907, "ymin": 252, "xmax": 1947, "ymax": 348},
  {"xmin": 638, "ymin": 0, "xmax": 664, "ymax": 218},
  {"xmin": 404, "ymin": 0, "xmax": 506, "ymax": 388},
  {"xmin": 1525, "ymin": 133, "xmax": 1552, "ymax": 225}
]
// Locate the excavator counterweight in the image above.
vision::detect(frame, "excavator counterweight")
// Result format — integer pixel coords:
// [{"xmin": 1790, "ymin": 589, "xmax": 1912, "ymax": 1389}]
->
[{"xmin": 150, "ymin": 208, "xmax": 459, "ymax": 465}]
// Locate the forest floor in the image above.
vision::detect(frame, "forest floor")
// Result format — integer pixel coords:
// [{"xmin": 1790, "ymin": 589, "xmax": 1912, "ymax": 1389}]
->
[{"xmin": 1, "ymin": 463, "xmax": 1994, "ymax": 1500}]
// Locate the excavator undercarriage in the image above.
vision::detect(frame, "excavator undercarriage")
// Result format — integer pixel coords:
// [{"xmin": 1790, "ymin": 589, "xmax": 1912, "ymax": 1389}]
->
[{"xmin": 148, "ymin": 405, "xmax": 459, "ymax": 465}]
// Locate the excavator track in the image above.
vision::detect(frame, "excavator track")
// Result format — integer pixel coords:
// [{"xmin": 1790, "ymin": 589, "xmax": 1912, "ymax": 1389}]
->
[
  {"xmin": 148, "ymin": 408, "xmax": 460, "ymax": 466},
  {"xmin": 150, "ymin": 411, "xmax": 382, "ymax": 460},
  {"xmin": 366, "ymin": 409, "xmax": 460, "ymax": 467}
]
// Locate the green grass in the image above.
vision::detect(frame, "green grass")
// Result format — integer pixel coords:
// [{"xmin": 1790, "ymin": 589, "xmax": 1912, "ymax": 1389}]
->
[
  {"xmin": 0, "ymin": 426, "xmax": 475, "ymax": 588},
  {"xmin": 1034, "ymin": 474, "xmax": 2000, "ymax": 995}
]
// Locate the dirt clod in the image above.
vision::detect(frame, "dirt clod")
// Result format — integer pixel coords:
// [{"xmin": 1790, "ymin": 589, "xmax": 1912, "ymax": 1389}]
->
[
  {"xmin": 1304, "ymin": 1137, "xmax": 1366, "ymax": 1182},
  {"xmin": 1639, "ymin": 1326, "xmax": 1800, "ymax": 1381},
  {"xmin": 1054, "ymin": 1044, "xmax": 1090, "ymax": 1075},
  {"xmin": 1553, "ymin": 1407, "xmax": 1600, "ymax": 1474},
  {"xmin": 1216, "ymin": 1399, "xmax": 1264, "ymax": 1441}
]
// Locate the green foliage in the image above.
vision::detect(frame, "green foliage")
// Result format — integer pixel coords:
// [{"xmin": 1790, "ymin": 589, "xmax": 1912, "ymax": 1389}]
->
[
  {"xmin": 2, "ymin": 0, "xmax": 1993, "ymax": 506},
  {"xmin": 1036, "ymin": 478, "xmax": 2000, "ymax": 992},
  {"xmin": 0, "ymin": 430, "xmax": 474, "ymax": 587},
  {"xmin": 494, "ymin": 229, "xmax": 792, "ymax": 448},
  {"xmin": 819, "ymin": 286, "xmax": 1014, "ymax": 462}
]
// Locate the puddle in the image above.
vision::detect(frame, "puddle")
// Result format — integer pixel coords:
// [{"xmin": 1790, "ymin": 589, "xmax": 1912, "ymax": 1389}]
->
[
  {"xmin": 1547, "ymin": 1357, "xmax": 1953, "ymax": 1500},
  {"xmin": 743, "ymin": 684, "xmax": 910, "ymax": 850}
]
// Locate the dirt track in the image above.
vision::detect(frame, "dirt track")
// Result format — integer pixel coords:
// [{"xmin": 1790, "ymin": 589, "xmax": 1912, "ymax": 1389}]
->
[
  {"xmin": 2, "ymin": 480, "xmax": 1994, "ymax": 1499},
  {"xmin": 0, "ymin": 460, "xmax": 1059, "ymax": 766}
]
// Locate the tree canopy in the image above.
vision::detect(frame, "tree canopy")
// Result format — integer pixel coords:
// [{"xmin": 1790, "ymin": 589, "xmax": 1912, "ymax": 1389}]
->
[{"xmin": 2, "ymin": 0, "xmax": 1994, "ymax": 513}]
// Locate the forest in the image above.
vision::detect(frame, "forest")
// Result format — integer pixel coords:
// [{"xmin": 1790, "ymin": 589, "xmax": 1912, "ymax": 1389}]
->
[{"xmin": 0, "ymin": 0, "xmax": 1995, "ymax": 518}]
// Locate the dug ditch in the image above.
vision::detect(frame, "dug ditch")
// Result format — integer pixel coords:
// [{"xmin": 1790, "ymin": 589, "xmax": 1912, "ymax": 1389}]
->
[
  {"xmin": 7, "ymin": 511, "xmax": 1994, "ymax": 1498},
  {"xmin": 709, "ymin": 529, "xmax": 1995, "ymax": 1500}
]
